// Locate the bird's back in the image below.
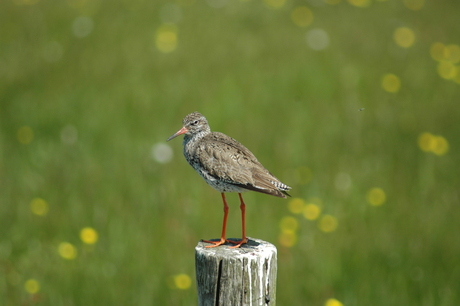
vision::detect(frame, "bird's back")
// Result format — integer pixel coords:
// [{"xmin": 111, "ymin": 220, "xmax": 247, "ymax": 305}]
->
[{"xmin": 185, "ymin": 131, "xmax": 291, "ymax": 198}]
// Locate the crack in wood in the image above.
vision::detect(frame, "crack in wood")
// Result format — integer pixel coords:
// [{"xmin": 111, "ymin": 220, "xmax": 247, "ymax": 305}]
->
[
  {"xmin": 215, "ymin": 259, "xmax": 223, "ymax": 306},
  {"xmin": 264, "ymin": 258, "xmax": 270, "ymax": 305}
]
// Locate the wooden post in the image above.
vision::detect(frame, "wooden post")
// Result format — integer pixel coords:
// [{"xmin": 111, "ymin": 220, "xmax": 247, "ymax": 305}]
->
[{"xmin": 195, "ymin": 237, "xmax": 277, "ymax": 306}]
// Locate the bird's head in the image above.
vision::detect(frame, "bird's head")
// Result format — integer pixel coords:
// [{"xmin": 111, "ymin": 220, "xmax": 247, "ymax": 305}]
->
[{"xmin": 167, "ymin": 112, "xmax": 210, "ymax": 141}]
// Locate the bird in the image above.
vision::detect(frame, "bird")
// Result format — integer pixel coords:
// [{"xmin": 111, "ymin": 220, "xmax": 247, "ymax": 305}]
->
[{"xmin": 167, "ymin": 112, "xmax": 291, "ymax": 248}]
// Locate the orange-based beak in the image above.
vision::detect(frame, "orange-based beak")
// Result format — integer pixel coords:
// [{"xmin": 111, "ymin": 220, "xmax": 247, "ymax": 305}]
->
[{"xmin": 167, "ymin": 126, "xmax": 188, "ymax": 141}]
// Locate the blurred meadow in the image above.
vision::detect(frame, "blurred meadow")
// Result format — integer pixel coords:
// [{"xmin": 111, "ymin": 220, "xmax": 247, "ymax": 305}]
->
[{"xmin": 1, "ymin": 0, "xmax": 460, "ymax": 305}]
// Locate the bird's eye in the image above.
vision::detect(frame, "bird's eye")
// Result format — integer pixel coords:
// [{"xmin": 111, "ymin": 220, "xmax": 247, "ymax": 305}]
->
[{"xmin": 192, "ymin": 120, "xmax": 198, "ymax": 125}]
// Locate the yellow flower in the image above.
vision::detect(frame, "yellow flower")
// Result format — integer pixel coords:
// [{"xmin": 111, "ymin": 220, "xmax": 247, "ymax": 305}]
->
[
  {"xmin": 30, "ymin": 198, "xmax": 48, "ymax": 216},
  {"xmin": 288, "ymin": 198, "xmax": 305, "ymax": 214},
  {"xmin": 418, "ymin": 133, "xmax": 449, "ymax": 155},
  {"xmin": 394, "ymin": 27, "xmax": 415, "ymax": 48},
  {"xmin": 437, "ymin": 61, "xmax": 457, "ymax": 79},
  {"xmin": 80, "ymin": 227, "xmax": 99, "ymax": 244},
  {"xmin": 430, "ymin": 42, "xmax": 445, "ymax": 61},
  {"xmin": 278, "ymin": 231, "xmax": 297, "ymax": 247},
  {"xmin": 291, "ymin": 7, "xmax": 314, "ymax": 28},
  {"xmin": 444, "ymin": 44, "xmax": 460, "ymax": 63},
  {"xmin": 303, "ymin": 204, "xmax": 321, "ymax": 220},
  {"xmin": 174, "ymin": 274, "xmax": 192, "ymax": 290},
  {"xmin": 367, "ymin": 187, "xmax": 386, "ymax": 206},
  {"xmin": 24, "ymin": 279, "xmax": 40, "ymax": 294},
  {"xmin": 318, "ymin": 215, "xmax": 338, "ymax": 232},
  {"xmin": 454, "ymin": 72, "xmax": 460, "ymax": 84},
  {"xmin": 325, "ymin": 298, "xmax": 344, "ymax": 306},
  {"xmin": 418, "ymin": 132, "xmax": 436, "ymax": 152},
  {"xmin": 431, "ymin": 136, "xmax": 449, "ymax": 156},
  {"xmin": 155, "ymin": 24, "xmax": 178, "ymax": 53},
  {"xmin": 58, "ymin": 242, "xmax": 77, "ymax": 260},
  {"xmin": 381, "ymin": 74, "xmax": 401, "ymax": 93}
]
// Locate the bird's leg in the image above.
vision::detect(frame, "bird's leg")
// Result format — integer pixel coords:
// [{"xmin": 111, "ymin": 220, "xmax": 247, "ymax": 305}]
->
[
  {"xmin": 203, "ymin": 193, "xmax": 230, "ymax": 248},
  {"xmin": 228, "ymin": 193, "xmax": 248, "ymax": 248}
]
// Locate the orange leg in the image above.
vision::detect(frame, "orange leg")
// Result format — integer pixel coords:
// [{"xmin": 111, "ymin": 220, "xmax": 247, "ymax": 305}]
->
[
  {"xmin": 229, "ymin": 193, "xmax": 248, "ymax": 248},
  {"xmin": 202, "ymin": 193, "xmax": 230, "ymax": 248}
]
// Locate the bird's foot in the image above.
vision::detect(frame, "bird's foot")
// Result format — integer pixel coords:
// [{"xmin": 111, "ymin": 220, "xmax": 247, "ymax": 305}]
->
[
  {"xmin": 227, "ymin": 237, "xmax": 248, "ymax": 249},
  {"xmin": 202, "ymin": 237, "xmax": 248, "ymax": 248},
  {"xmin": 202, "ymin": 238, "xmax": 227, "ymax": 248}
]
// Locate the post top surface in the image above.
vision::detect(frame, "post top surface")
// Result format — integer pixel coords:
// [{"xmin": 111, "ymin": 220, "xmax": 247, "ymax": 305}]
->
[{"xmin": 195, "ymin": 237, "xmax": 277, "ymax": 259}]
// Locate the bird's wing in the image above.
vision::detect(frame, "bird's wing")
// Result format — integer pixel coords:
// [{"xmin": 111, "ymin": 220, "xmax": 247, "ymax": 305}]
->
[{"xmin": 195, "ymin": 132, "xmax": 290, "ymax": 197}]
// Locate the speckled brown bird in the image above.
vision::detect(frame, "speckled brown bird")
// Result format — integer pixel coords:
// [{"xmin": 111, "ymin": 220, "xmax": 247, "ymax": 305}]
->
[{"xmin": 167, "ymin": 112, "xmax": 291, "ymax": 248}]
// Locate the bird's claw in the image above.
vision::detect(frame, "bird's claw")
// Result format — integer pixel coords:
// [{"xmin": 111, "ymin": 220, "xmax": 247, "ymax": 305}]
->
[{"xmin": 202, "ymin": 238, "xmax": 248, "ymax": 248}]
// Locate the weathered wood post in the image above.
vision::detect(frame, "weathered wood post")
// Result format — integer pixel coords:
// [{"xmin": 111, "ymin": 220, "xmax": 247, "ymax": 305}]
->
[{"xmin": 195, "ymin": 237, "xmax": 277, "ymax": 306}]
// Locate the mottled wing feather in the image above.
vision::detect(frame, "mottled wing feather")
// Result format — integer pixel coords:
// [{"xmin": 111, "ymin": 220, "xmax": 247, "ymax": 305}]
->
[{"xmin": 195, "ymin": 132, "xmax": 291, "ymax": 198}]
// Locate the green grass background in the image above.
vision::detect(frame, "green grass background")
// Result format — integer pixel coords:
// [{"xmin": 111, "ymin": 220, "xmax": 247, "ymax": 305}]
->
[{"xmin": 1, "ymin": 0, "xmax": 459, "ymax": 305}]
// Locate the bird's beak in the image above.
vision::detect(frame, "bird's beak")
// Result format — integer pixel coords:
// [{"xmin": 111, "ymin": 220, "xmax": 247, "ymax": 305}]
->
[{"xmin": 167, "ymin": 126, "xmax": 188, "ymax": 141}]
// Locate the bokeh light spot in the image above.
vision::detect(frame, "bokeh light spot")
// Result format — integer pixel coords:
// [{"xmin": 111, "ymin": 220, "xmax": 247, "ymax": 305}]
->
[
  {"xmin": 24, "ymin": 279, "xmax": 40, "ymax": 294},
  {"xmin": 30, "ymin": 198, "xmax": 48, "ymax": 216},
  {"xmin": 306, "ymin": 29, "xmax": 330, "ymax": 51},
  {"xmin": 72, "ymin": 16, "xmax": 94, "ymax": 38},
  {"xmin": 17, "ymin": 126, "xmax": 34, "ymax": 144},
  {"xmin": 437, "ymin": 61, "xmax": 457, "ymax": 79},
  {"xmin": 444, "ymin": 44, "xmax": 460, "ymax": 63},
  {"xmin": 454, "ymin": 72, "xmax": 460, "ymax": 84},
  {"xmin": 58, "ymin": 242, "xmax": 77, "ymax": 260},
  {"xmin": 279, "ymin": 216, "xmax": 298, "ymax": 233},
  {"xmin": 80, "ymin": 227, "xmax": 99, "ymax": 244},
  {"xmin": 325, "ymin": 298, "xmax": 344, "ymax": 306},
  {"xmin": 264, "ymin": 0, "xmax": 286, "ymax": 9},
  {"xmin": 151, "ymin": 143, "xmax": 173, "ymax": 164},
  {"xmin": 288, "ymin": 198, "xmax": 306, "ymax": 214},
  {"xmin": 156, "ymin": 24, "xmax": 178, "ymax": 53},
  {"xmin": 418, "ymin": 132, "xmax": 449, "ymax": 155},
  {"xmin": 432, "ymin": 136, "xmax": 449, "ymax": 156},
  {"xmin": 173, "ymin": 274, "xmax": 192, "ymax": 289},
  {"xmin": 430, "ymin": 42, "xmax": 445, "ymax": 61},
  {"xmin": 394, "ymin": 27, "xmax": 415, "ymax": 48},
  {"xmin": 291, "ymin": 7, "xmax": 314, "ymax": 28},
  {"xmin": 303, "ymin": 204, "xmax": 321, "ymax": 220},
  {"xmin": 347, "ymin": 0, "xmax": 371, "ymax": 7},
  {"xmin": 278, "ymin": 231, "xmax": 297, "ymax": 247},
  {"xmin": 367, "ymin": 187, "xmax": 386, "ymax": 206},
  {"xmin": 381, "ymin": 73, "xmax": 401, "ymax": 93},
  {"xmin": 418, "ymin": 132, "xmax": 435, "ymax": 152},
  {"xmin": 403, "ymin": 0, "xmax": 424, "ymax": 10},
  {"xmin": 318, "ymin": 215, "xmax": 338, "ymax": 233}
]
